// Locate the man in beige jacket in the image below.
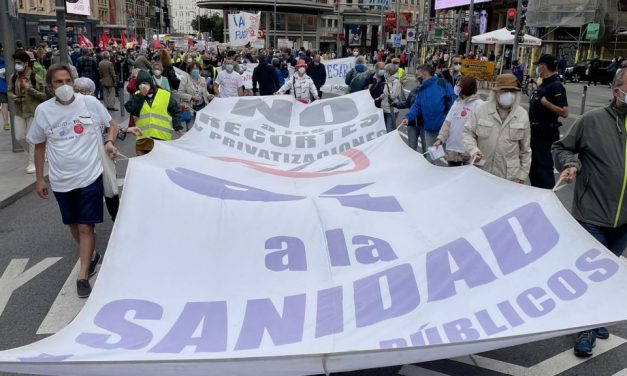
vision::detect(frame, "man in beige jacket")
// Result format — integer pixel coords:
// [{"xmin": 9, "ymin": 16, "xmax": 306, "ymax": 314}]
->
[{"xmin": 464, "ymin": 74, "xmax": 531, "ymax": 183}]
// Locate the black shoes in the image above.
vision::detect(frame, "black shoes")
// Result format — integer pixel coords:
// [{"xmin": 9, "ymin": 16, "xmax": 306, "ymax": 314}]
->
[
  {"xmin": 88, "ymin": 252, "xmax": 102, "ymax": 278},
  {"xmin": 76, "ymin": 279, "xmax": 92, "ymax": 298}
]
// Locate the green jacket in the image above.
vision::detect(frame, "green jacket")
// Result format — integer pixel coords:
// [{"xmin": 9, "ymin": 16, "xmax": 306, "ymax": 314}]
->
[
  {"xmin": 552, "ymin": 104, "xmax": 627, "ymax": 228},
  {"xmin": 7, "ymin": 69, "xmax": 48, "ymax": 118}
]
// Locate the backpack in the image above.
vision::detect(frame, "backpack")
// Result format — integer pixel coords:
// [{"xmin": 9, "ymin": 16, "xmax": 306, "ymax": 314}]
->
[
  {"xmin": 348, "ymin": 71, "xmax": 371, "ymax": 93},
  {"xmin": 11, "ymin": 71, "xmax": 37, "ymax": 93}
]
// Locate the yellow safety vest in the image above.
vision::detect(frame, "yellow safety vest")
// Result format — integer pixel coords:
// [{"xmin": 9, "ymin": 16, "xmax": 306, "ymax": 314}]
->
[
  {"xmin": 135, "ymin": 89, "xmax": 174, "ymax": 141},
  {"xmin": 397, "ymin": 67, "xmax": 405, "ymax": 79}
]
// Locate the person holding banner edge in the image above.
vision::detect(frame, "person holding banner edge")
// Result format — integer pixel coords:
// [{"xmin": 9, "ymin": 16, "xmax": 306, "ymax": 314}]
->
[{"xmin": 552, "ymin": 68, "xmax": 627, "ymax": 358}]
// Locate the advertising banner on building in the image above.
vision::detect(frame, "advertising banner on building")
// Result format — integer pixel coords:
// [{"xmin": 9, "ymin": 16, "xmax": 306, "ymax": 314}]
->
[
  {"xmin": 66, "ymin": 0, "xmax": 91, "ymax": 16},
  {"xmin": 228, "ymin": 11, "xmax": 261, "ymax": 47},
  {"xmin": 435, "ymin": 0, "xmax": 491, "ymax": 10},
  {"xmin": 1, "ymin": 92, "xmax": 627, "ymax": 375}
]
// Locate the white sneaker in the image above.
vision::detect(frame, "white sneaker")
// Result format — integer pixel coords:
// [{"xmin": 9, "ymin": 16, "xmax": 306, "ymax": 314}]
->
[{"xmin": 25, "ymin": 164, "xmax": 35, "ymax": 174}]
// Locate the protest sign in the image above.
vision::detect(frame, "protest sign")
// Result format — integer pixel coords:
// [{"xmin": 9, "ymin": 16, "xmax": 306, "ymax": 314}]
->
[
  {"xmin": 460, "ymin": 59, "xmax": 496, "ymax": 81},
  {"xmin": 228, "ymin": 11, "xmax": 260, "ymax": 47},
  {"xmin": 1, "ymin": 92, "xmax": 627, "ymax": 376},
  {"xmin": 320, "ymin": 57, "xmax": 355, "ymax": 95}
]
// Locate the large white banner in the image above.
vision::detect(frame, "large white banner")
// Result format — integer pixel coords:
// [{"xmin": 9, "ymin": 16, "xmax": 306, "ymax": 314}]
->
[
  {"xmin": 320, "ymin": 57, "xmax": 356, "ymax": 95},
  {"xmin": 1, "ymin": 92, "xmax": 627, "ymax": 375},
  {"xmin": 228, "ymin": 12, "xmax": 261, "ymax": 47}
]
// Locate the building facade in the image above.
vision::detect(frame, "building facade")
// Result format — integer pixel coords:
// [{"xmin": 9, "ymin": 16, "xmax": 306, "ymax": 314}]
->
[
  {"xmin": 197, "ymin": 0, "xmax": 422, "ymax": 54},
  {"xmin": 169, "ymin": 0, "xmax": 216, "ymax": 35}
]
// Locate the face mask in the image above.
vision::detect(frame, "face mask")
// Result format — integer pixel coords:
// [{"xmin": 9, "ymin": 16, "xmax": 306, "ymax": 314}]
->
[
  {"xmin": 298, "ymin": 67, "xmax": 306, "ymax": 75},
  {"xmin": 535, "ymin": 67, "xmax": 540, "ymax": 76},
  {"xmin": 74, "ymin": 48, "xmax": 80, "ymax": 53},
  {"xmin": 378, "ymin": 69, "xmax": 385, "ymax": 77},
  {"xmin": 54, "ymin": 84, "xmax": 75, "ymax": 102},
  {"xmin": 353, "ymin": 52, "xmax": 359, "ymax": 56},
  {"xmin": 617, "ymin": 89, "xmax": 627, "ymax": 105},
  {"xmin": 187, "ymin": 58, "xmax": 193, "ymax": 63},
  {"xmin": 153, "ymin": 69, "xmax": 162, "ymax": 76},
  {"xmin": 454, "ymin": 85, "xmax": 462, "ymax": 96},
  {"xmin": 225, "ymin": 64, "xmax": 234, "ymax": 73},
  {"xmin": 453, "ymin": 64, "xmax": 461, "ymax": 71},
  {"xmin": 191, "ymin": 69, "xmax": 200, "ymax": 78},
  {"xmin": 15, "ymin": 64, "xmax": 24, "ymax": 72},
  {"xmin": 498, "ymin": 92, "xmax": 516, "ymax": 108},
  {"xmin": 139, "ymin": 83, "xmax": 151, "ymax": 92}
]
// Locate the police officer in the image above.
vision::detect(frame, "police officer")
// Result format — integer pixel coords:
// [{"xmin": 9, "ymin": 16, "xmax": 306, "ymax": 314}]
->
[{"xmin": 528, "ymin": 54, "xmax": 569, "ymax": 188}]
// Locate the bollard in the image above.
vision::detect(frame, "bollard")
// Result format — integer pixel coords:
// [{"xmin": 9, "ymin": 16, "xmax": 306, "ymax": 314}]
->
[{"xmin": 580, "ymin": 85, "xmax": 587, "ymax": 115}]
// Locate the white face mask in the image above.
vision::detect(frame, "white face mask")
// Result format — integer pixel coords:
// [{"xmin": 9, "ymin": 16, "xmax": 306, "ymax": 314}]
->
[
  {"xmin": 454, "ymin": 85, "xmax": 462, "ymax": 96},
  {"xmin": 153, "ymin": 70, "xmax": 161, "ymax": 76},
  {"xmin": 498, "ymin": 92, "xmax": 516, "ymax": 108},
  {"xmin": 139, "ymin": 83, "xmax": 151, "ymax": 92},
  {"xmin": 298, "ymin": 67, "xmax": 306, "ymax": 75},
  {"xmin": 535, "ymin": 67, "xmax": 540, "ymax": 77},
  {"xmin": 453, "ymin": 64, "xmax": 461, "ymax": 71},
  {"xmin": 54, "ymin": 85, "xmax": 75, "ymax": 102},
  {"xmin": 617, "ymin": 89, "xmax": 627, "ymax": 105},
  {"xmin": 353, "ymin": 52, "xmax": 359, "ymax": 56}
]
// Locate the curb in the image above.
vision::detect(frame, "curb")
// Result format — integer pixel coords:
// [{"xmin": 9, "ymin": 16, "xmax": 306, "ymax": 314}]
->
[{"xmin": 0, "ymin": 180, "xmax": 38, "ymax": 211}]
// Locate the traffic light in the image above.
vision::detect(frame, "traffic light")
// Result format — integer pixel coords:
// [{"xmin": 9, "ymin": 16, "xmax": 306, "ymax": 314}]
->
[{"xmin": 506, "ymin": 8, "xmax": 516, "ymax": 31}]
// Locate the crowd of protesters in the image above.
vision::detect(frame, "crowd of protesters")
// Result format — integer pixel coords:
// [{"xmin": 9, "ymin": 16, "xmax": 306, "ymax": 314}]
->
[{"xmin": 0, "ymin": 39, "xmax": 624, "ymax": 362}]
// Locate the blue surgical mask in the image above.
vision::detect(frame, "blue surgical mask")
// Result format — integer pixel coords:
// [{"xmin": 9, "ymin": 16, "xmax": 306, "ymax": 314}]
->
[
  {"xmin": 191, "ymin": 69, "xmax": 200, "ymax": 78},
  {"xmin": 225, "ymin": 64, "xmax": 234, "ymax": 73},
  {"xmin": 378, "ymin": 69, "xmax": 385, "ymax": 77}
]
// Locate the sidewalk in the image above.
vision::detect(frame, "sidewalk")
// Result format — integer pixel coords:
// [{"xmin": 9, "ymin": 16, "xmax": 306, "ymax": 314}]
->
[{"xmin": 0, "ymin": 129, "xmax": 41, "ymax": 209}]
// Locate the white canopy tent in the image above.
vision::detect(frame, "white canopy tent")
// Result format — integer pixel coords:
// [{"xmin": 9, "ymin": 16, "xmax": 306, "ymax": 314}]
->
[
  {"xmin": 471, "ymin": 28, "xmax": 542, "ymax": 74},
  {"xmin": 471, "ymin": 27, "xmax": 542, "ymax": 46}
]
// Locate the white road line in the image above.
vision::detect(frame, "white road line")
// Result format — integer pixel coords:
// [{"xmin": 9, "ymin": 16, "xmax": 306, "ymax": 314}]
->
[
  {"xmin": 398, "ymin": 364, "xmax": 451, "ymax": 376},
  {"xmin": 0, "ymin": 258, "xmax": 62, "ymax": 319},
  {"xmin": 452, "ymin": 354, "xmax": 529, "ymax": 376},
  {"xmin": 36, "ymin": 260, "xmax": 99, "ymax": 335},
  {"xmin": 612, "ymin": 368, "xmax": 627, "ymax": 376},
  {"xmin": 528, "ymin": 334, "xmax": 627, "ymax": 376},
  {"xmin": 452, "ymin": 334, "xmax": 627, "ymax": 376}
]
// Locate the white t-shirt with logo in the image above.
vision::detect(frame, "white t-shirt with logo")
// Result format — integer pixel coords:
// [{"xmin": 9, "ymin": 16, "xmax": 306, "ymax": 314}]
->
[
  {"xmin": 27, "ymin": 94, "xmax": 112, "ymax": 192},
  {"xmin": 444, "ymin": 97, "xmax": 484, "ymax": 153},
  {"xmin": 215, "ymin": 70, "xmax": 243, "ymax": 98}
]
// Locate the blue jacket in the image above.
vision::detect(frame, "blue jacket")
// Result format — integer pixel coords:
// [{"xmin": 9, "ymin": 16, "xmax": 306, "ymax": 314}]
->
[
  {"xmin": 404, "ymin": 76, "xmax": 456, "ymax": 132},
  {"xmin": 0, "ymin": 56, "xmax": 6, "ymax": 94}
]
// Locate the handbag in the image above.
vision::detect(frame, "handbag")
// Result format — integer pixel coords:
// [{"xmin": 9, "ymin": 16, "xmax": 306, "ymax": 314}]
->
[
  {"xmin": 82, "ymin": 97, "xmax": 118, "ymax": 198},
  {"xmin": 97, "ymin": 139, "xmax": 119, "ymax": 198},
  {"xmin": 181, "ymin": 109, "xmax": 192, "ymax": 122}
]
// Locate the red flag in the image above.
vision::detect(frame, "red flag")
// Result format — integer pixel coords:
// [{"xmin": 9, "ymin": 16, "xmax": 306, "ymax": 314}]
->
[
  {"xmin": 120, "ymin": 31, "xmax": 127, "ymax": 47},
  {"xmin": 98, "ymin": 35, "xmax": 104, "ymax": 49},
  {"xmin": 80, "ymin": 34, "xmax": 93, "ymax": 48},
  {"xmin": 102, "ymin": 33, "xmax": 109, "ymax": 47}
]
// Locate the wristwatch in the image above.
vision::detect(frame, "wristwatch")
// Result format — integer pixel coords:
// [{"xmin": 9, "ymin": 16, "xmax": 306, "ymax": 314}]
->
[{"xmin": 104, "ymin": 140, "xmax": 114, "ymax": 146}]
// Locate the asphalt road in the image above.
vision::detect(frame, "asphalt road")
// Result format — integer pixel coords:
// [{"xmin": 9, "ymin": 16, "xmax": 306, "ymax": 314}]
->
[{"xmin": 0, "ymin": 81, "xmax": 625, "ymax": 376}]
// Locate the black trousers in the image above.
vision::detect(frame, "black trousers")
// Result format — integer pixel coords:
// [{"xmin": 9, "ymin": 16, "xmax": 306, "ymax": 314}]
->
[{"xmin": 530, "ymin": 130, "xmax": 558, "ymax": 189}]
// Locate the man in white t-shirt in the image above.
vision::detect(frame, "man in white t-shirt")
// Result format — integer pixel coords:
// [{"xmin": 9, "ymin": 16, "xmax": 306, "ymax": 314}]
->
[
  {"xmin": 27, "ymin": 64, "xmax": 119, "ymax": 298},
  {"xmin": 214, "ymin": 58, "xmax": 243, "ymax": 98}
]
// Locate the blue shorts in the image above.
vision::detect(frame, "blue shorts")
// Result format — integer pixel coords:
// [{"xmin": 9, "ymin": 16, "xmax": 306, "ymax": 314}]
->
[{"xmin": 53, "ymin": 175, "xmax": 104, "ymax": 225}]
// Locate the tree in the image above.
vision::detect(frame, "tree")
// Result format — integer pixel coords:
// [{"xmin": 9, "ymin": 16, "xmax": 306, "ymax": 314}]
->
[{"xmin": 191, "ymin": 14, "xmax": 224, "ymax": 42}]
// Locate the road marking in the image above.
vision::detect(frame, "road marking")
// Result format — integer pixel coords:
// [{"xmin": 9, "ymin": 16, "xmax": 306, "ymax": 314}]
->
[
  {"xmin": 452, "ymin": 334, "xmax": 627, "ymax": 376},
  {"xmin": 37, "ymin": 260, "xmax": 99, "ymax": 335},
  {"xmin": 452, "ymin": 354, "xmax": 528, "ymax": 375},
  {"xmin": 613, "ymin": 368, "xmax": 627, "ymax": 376},
  {"xmin": 0, "ymin": 258, "xmax": 62, "ymax": 318},
  {"xmin": 529, "ymin": 334, "xmax": 627, "ymax": 375},
  {"xmin": 398, "ymin": 364, "xmax": 450, "ymax": 376},
  {"xmin": 116, "ymin": 177, "xmax": 125, "ymax": 187}
]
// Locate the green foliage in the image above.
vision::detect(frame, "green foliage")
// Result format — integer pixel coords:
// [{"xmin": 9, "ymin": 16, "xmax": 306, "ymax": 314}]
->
[{"xmin": 191, "ymin": 14, "xmax": 224, "ymax": 42}]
